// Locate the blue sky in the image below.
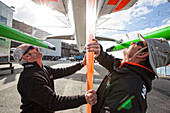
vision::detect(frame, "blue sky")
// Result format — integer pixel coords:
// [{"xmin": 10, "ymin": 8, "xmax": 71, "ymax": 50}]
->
[
  {"xmin": 127, "ymin": 1, "xmax": 170, "ymax": 32},
  {"xmin": 97, "ymin": 0, "xmax": 170, "ymax": 41}
]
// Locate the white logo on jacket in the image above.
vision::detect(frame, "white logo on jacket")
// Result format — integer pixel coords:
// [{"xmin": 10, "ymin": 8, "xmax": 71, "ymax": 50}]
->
[
  {"xmin": 50, "ymin": 75, "xmax": 53, "ymax": 79},
  {"xmin": 141, "ymin": 84, "xmax": 146, "ymax": 99}
]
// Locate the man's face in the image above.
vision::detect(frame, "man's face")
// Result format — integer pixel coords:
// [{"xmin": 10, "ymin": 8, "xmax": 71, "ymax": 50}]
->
[
  {"xmin": 22, "ymin": 45, "xmax": 43, "ymax": 62},
  {"xmin": 123, "ymin": 42, "xmax": 143, "ymax": 61},
  {"xmin": 28, "ymin": 47, "xmax": 43, "ymax": 59}
]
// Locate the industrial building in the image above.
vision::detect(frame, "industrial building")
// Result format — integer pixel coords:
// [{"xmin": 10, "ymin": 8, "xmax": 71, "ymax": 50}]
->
[
  {"xmin": 12, "ymin": 19, "xmax": 83, "ymax": 60},
  {"xmin": 0, "ymin": 1, "xmax": 14, "ymax": 73},
  {"xmin": 0, "ymin": 1, "xmax": 13, "ymax": 63},
  {"xmin": 1, "ymin": 1, "xmax": 83, "ymax": 62}
]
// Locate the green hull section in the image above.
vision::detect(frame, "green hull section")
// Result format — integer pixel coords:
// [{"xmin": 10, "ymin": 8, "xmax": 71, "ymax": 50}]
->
[
  {"xmin": 113, "ymin": 26, "xmax": 170, "ymax": 51},
  {"xmin": 0, "ymin": 23, "xmax": 55, "ymax": 50}
]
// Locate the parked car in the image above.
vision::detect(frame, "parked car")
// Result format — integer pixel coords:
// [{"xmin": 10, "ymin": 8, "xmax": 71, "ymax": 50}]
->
[
  {"xmin": 10, "ymin": 48, "xmax": 16, "ymax": 61},
  {"xmin": 68, "ymin": 57, "xmax": 75, "ymax": 61},
  {"xmin": 74, "ymin": 55, "xmax": 83, "ymax": 61}
]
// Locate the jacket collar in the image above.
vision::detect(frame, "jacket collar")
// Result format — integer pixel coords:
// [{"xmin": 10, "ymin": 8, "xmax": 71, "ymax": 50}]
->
[
  {"xmin": 119, "ymin": 62, "xmax": 154, "ymax": 74},
  {"xmin": 119, "ymin": 62, "xmax": 155, "ymax": 92},
  {"xmin": 22, "ymin": 62, "xmax": 43, "ymax": 71}
]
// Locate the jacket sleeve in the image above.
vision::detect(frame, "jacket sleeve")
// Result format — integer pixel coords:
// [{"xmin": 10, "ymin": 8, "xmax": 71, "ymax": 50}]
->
[
  {"xmin": 20, "ymin": 74, "xmax": 87, "ymax": 111},
  {"xmin": 96, "ymin": 45, "xmax": 122, "ymax": 72},
  {"xmin": 46, "ymin": 63, "xmax": 84, "ymax": 79}
]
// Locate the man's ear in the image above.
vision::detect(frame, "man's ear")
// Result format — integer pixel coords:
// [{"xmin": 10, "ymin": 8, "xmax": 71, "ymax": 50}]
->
[
  {"xmin": 22, "ymin": 55, "xmax": 31, "ymax": 60},
  {"xmin": 137, "ymin": 52, "xmax": 149, "ymax": 59}
]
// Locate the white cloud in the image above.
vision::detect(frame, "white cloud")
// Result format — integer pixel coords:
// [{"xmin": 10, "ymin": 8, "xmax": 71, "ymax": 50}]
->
[
  {"xmin": 150, "ymin": 0, "xmax": 167, "ymax": 6},
  {"xmin": 166, "ymin": 19, "xmax": 170, "ymax": 24},
  {"xmin": 128, "ymin": 22, "xmax": 132, "ymax": 24},
  {"xmin": 137, "ymin": 0, "xmax": 167, "ymax": 7},
  {"xmin": 125, "ymin": 24, "xmax": 170, "ymax": 40},
  {"xmin": 141, "ymin": 17, "xmax": 146, "ymax": 20},
  {"xmin": 162, "ymin": 18, "xmax": 169, "ymax": 23},
  {"xmin": 131, "ymin": 7, "xmax": 152, "ymax": 17},
  {"xmin": 97, "ymin": 9, "xmax": 132, "ymax": 31}
]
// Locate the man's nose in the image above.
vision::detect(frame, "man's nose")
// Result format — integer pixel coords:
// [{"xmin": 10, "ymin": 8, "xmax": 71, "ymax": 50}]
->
[
  {"xmin": 34, "ymin": 47, "xmax": 39, "ymax": 51},
  {"xmin": 131, "ymin": 42, "xmax": 136, "ymax": 45}
]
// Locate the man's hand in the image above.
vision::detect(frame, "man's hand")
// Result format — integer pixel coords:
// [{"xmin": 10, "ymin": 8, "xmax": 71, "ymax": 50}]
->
[
  {"xmin": 86, "ymin": 39, "xmax": 101, "ymax": 58},
  {"xmin": 85, "ymin": 89, "xmax": 97, "ymax": 105}
]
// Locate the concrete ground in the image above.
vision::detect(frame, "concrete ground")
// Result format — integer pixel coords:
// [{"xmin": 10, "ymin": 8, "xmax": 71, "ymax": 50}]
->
[{"xmin": 0, "ymin": 60, "xmax": 169, "ymax": 113}]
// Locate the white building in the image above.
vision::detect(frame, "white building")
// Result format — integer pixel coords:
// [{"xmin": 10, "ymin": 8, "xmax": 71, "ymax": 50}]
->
[
  {"xmin": 0, "ymin": 1, "xmax": 13, "ymax": 62},
  {"xmin": 40, "ymin": 39, "xmax": 62, "ymax": 60}
]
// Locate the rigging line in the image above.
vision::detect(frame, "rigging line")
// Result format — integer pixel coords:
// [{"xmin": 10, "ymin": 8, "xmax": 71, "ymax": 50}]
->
[
  {"xmin": 13, "ymin": 15, "xmax": 70, "ymax": 28},
  {"xmin": 54, "ymin": 15, "xmax": 69, "ymax": 26},
  {"xmin": 157, "ymin": 1, "xmax": 170, "ymax": 17},
  {"xmin": 96, "ymin": 28, "xmax": 129, "ymax": 32},
  {"xmin": 133, "ymin": 1, "xmax": 138, "ymax": 21},
  {"xmin": 35, "ymin": 26, "xmax": 70, "ymax": 28},
  {"xmin": 148, "ymin": 0, "xmax": 155, "ymax": 31}
]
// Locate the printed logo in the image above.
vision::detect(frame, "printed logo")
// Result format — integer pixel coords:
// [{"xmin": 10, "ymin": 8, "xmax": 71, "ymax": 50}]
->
[
  {"xmin": 50, "ymin": 75, "xmax": 53, "ymax": 79},
  {"xmin": 106, "ymin": 76, "xmax": 111, "ymax": 89},
  {"xmin": 141, "ymin": 84, "xmax": 146, "ymax": 99}
]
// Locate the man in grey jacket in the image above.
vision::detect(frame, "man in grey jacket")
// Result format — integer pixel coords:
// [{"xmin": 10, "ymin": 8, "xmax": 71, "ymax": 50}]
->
[
  {"xmin": 13, "ymin": 44, "xmax": 97, "ymax": 113},
  {"xmin": 86, "ymin": 34, "xmax": 170, "ymax": 113}
]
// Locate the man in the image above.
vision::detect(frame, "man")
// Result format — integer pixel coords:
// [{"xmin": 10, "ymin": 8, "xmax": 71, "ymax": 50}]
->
[
  {"xmin": 86, "ymin": 34, "xmax": 170, "ymax": 113},
  {"xmin": 13, "ymin": 44, "xmax": 97, "ymax": 113}
]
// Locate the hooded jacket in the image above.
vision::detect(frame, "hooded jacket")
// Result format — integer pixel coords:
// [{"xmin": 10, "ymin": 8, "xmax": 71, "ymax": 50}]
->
[
  {"xmin": 17, "ymin": 62, "xmax": 86, "ymax": 113},
  {"xmin": 92, "ymin": 50, "xmax": 155, "ymax": 113}
]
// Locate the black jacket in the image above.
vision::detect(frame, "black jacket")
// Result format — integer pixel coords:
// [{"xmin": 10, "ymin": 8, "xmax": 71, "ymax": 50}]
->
[
  {"xmin": 92, "ymin": 51, "xmax": 155, "ymax": 113},
  {"xmin": 17, "ymin": 62, "xmax": 86, "ymax": 113}
]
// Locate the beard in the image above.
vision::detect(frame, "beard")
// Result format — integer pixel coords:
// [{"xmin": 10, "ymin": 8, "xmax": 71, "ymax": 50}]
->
[
  {"xmin": 37, "ymin": 52, "xmax": 43, "ymax": 58},
  {"xmin": 123, "ymin": 48, "xmax": 134, "ymax": 62},
  {"xmin": 31, "ymin": 52, "xmax": 43, "ymax": 59}
]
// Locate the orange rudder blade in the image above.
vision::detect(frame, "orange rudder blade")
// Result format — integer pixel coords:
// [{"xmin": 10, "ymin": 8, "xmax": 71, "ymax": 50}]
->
[{"xmin": 86, "ymin": 34, "xmax": 95, "ymax": 113}]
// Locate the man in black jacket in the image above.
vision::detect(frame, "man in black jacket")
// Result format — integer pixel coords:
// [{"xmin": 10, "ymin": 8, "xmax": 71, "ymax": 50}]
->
[
  {"xmin": 13, "ymin": 44, "xmax": 97, "ymax": 113},
  {"xmin": 86, "ymin": 34, "xmax": 170, "ymax": 113}
]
